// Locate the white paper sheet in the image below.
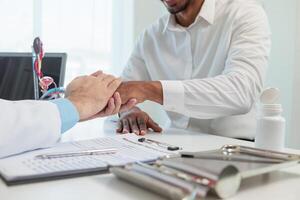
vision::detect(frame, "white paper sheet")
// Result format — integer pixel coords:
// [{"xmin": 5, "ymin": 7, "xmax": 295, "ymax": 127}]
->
[{"xmin": 0, "ymin": 134, "xmax": 178, "ymax": 182}]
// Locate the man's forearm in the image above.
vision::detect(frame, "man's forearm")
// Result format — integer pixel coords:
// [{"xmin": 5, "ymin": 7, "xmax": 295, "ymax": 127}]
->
[
  {"xmin": 143, "ymin": 81, "xmax": 163, "ymax": 105},
  {"xmin": 117, "ymin": 81, "xmax": 163, "ymax": 105}
]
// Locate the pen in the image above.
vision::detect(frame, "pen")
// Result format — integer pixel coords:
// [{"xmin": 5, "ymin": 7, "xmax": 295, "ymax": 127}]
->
[
  {"xmin": 35, "ymin": 148, "xmax": 117, "ymax": 159},
  {"xmin": 138, "ymin": 138, "xmax": 182, "ymax": 151}
]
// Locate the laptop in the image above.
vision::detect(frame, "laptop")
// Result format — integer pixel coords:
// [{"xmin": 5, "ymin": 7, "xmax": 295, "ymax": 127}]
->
[{"xmin": 0, "ymin": 53, "xmax": 67, "ymax": 100}]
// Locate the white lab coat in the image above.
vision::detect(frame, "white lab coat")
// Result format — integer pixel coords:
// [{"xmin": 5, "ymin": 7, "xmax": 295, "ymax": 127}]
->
[{"xmin": 0, "ymin": 99, "xmax": 61, "ymax": 158}]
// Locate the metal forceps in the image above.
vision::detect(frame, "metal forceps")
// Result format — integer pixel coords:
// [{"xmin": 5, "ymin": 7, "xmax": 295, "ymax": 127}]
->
[
  {"xmin": 221, "ymin": 145, "xmax": 300, "ymax": 162},
  {"xmin": 180, "ymin": 145, "xmax": 300, "ymax": 163}
]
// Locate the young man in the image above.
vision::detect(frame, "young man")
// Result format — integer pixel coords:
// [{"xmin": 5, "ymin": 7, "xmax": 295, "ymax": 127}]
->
[{"xmin": 116, "ymin": 0, "xmax": 271, "ymax": 140}]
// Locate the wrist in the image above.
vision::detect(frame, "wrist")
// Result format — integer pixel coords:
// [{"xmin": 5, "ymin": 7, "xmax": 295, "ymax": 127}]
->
[
  {"xmin": 67, "ymin": 96, "xmax": 84, "ymax": 120},
  {"xmin": 118, "ymin": 81, "xmax": 163, "ymax": 106},
  {"xmin": 142, "ymin": 81, "xmax": 163, "ymax": 105},
  {"xmin": 51, "ymin": 98, "xmax": 80, "ymax": 133}
]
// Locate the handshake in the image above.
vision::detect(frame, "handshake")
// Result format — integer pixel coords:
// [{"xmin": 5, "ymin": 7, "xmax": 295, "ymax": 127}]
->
[{"xmin": 65, "ymin": 71, "xmax": 163, "ymax": 134}]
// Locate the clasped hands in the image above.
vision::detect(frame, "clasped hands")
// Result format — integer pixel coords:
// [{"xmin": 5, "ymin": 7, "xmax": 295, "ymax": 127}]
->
[{"xmin": 65, "ymin": 71, "xmax": 163, "ymax": 135}]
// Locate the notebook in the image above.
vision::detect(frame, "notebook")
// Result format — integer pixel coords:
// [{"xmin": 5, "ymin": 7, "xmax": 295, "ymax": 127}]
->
[{"xmin": 0, "ymin": 134, "xmax": 179, "ymax": 185}]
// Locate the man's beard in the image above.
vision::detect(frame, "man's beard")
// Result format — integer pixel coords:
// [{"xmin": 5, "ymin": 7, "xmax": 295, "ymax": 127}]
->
[{"xmin": 165, "ymin": 0, "xmax": 192, "ymax": 14}]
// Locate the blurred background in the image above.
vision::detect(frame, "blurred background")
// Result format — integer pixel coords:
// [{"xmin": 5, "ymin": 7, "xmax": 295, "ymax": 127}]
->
[{"xmin": 0, "ymin": 0, "xmax": 299, "ymax": 148}]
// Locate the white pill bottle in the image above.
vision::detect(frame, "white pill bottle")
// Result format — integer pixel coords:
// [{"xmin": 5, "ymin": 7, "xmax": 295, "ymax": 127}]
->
[{"xmin": 255, "ymin": 88, "xmax": 286, "ymax": 151}]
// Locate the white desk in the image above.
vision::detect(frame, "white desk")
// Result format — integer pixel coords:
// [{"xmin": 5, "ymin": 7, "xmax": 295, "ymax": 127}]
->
[{"xmin": 1, "ymin": 118, "xmax": 300, "ymax": 200}]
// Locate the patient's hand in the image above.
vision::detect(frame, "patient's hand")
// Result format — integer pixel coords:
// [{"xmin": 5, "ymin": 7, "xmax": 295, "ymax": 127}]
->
[{"xmin": 117, "ymin": 107, "xmax": 162, "ymax": 135}]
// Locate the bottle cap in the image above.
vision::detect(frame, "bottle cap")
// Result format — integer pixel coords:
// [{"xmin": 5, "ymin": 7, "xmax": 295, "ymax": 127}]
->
[
  {"xmin": 261, "ymin": 104, "xmax": 282, "ymax": 114},
  {"xmin": 260, "ymin": 87, "xmax": 280, "ymax": 104}
]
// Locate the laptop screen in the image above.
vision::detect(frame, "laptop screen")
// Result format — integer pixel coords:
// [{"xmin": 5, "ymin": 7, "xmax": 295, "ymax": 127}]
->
[{"xmin": 0, "ymin": 53, "xmax": 66, "ymax": 100}]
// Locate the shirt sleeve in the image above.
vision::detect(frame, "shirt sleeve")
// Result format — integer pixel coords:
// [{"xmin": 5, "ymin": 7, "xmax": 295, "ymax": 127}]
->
[
  {"xmin": 161, "ymin": 4, "xmax": 271, "ymax": 119},
  {"xmin": 50, "ymin": 98, "xmax": 80, "ymax": 133},
  {"xmin": 121, "ymin": 31, "xmax": 151, "ymax": 81}
]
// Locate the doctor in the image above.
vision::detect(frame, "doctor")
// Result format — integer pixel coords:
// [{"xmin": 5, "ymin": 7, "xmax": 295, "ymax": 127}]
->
[
  {"xmin": 0, "ymin": 71, "xmax": 136, "ymax": 158},
  {"xmin": 116, "ymin": 0, "xmax": 271, "ymax": 140}
]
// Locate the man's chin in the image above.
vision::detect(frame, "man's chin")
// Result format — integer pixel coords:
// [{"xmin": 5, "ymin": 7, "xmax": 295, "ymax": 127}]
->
[
  {"xmin": 166, "ymin": 0, "xmax": 191, "ymax": 14},
  {"xmin": 167, "ymin": 8, "xmax": 180, "ymax": 14}
]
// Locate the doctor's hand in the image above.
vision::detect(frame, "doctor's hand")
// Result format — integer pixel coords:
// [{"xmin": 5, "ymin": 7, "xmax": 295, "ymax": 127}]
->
[
  {"xmin": 65, "ymin": 71, "xmax": 122, "ymax": 121},
  {"xmin": 93, "ymin": 92, "xmax": 137, "ymax": 119},
  {"xmin": 116, "ymin": 107, "xmax": 162, "ymax": 135}
]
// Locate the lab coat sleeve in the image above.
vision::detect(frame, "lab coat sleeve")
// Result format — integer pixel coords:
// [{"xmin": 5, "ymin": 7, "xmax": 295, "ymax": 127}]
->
[
  {"xmin": 160, "ymin": 4, "xmax": 271, "ymax": 119},
  {"xmin": 0, "ymin": 99, "xmax": 61, "ymax": 158},
  {"xmin": 51, "ymin": 98, "xmax": 79, "ymax": 133},
  {"xmin": 121, "ymin": 31, "xmax": 151, "ymax": 81}
]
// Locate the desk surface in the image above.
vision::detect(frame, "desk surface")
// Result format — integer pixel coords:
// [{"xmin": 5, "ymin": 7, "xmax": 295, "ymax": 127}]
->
[{"xmin": 1, "ymin": 118, "xmax": 300, "ymax": 200}]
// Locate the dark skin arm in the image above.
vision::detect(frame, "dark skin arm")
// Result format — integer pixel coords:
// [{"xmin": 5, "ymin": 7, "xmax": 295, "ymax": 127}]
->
[
  {"xmin": 116, "ymin": 81, "xmax": 164, "ymax": 135},
  {"xmin": 116, "ymin": 81, "xmax": 163, "ymax": 105}
]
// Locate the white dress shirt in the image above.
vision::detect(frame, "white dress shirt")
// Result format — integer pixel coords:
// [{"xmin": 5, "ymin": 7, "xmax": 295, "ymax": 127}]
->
[{"xmin": 122, "ymin": 0, "xmax": 271, "ymax": 139}]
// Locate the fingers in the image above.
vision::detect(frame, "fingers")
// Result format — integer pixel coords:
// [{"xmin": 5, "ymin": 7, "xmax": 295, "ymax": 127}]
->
[
  {"xmin": 104, "ymin": 98, "xmax": 115, "ymax": 115},
  {"xmin": 95, "ymin": 92, "xmax": 123, "ymax": 118},
  {"xmin": 117, "ymin": 117, "xmax": 141, "ymax": 135},
  {"xmin": 112, "ymin": 92, "xmax": 122, "ymax": 114},
  {"xmin": 117, "ymin": 117, "xmax": 147, "ymax": 135},
  {"xmin": 93, "ymin": 72, "xmax": 107, "ymax": 81},
  {"xmin": 94, "ymin": 73, "xmax": 121, "ymax": 92},
  {"xmin": 91, "ymin": 97, "xmax": 114, "ymax": 118},
  {"xmin": 119, "ymin": 98, "xmax": 137, "ymax": 113},
  {"xmin": 73, "ymin": 75, "xmax": 87, "ymax": 80},
  {"xmin": 121, "ymin": 119, "xmax": 130, "ymax": 134},
  {"xmin": 129, "ymin": 118, "xmax": 139, "ymax": 135},
  {"xmin": 147, "ymin": 118, "xmax": 162, "ymax": 133},
  {"xmin": 137, "ymin": 117, "xmax": 147, "ymax": 135},
  {"xmin": 91, "ymin": 71, "xmax": 122, "ymax": 91},
  {"xmin": 102, "ymin": 74, "xmax": 115, "ymax": 84},
  {"xmin": 116, "ymin": 120, "xmax": 123, "ymax": 133},
  {"xmin": 116, "ymin": 109, "xmax": 159, "ymax": 135},
  {"xmin": 90, "ymin": 71, "xmax": 103, "ymax": 77},
  {"xmin": 108, "ymin": 78, "xmax": 122, "ymax": 91}
]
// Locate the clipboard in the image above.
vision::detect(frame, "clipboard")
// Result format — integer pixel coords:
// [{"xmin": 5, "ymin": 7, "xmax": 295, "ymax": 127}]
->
[
  {"xmin": 111, "ymin": 145, "xmax": 300, "ymax": 200},
  {"xmin": 0, "ymin": 134, "xmax": 180, "ymax": 185}
]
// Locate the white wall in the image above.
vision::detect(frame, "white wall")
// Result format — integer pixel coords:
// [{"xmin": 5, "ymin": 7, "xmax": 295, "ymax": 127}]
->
[
  {"xmin": 132, "ymin": 0, "xmax": 166, "ymax": 39},
  {"xmin": 263, "ymin": 0, "xmax": 298, "ymax": 148},
  {"xmin": 291, "ymin": 1, "xmax": 300, "ymax": 148},
  {"xmin": 111, "ymin": 0, "xmax": 135, "ymax": 74}
]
